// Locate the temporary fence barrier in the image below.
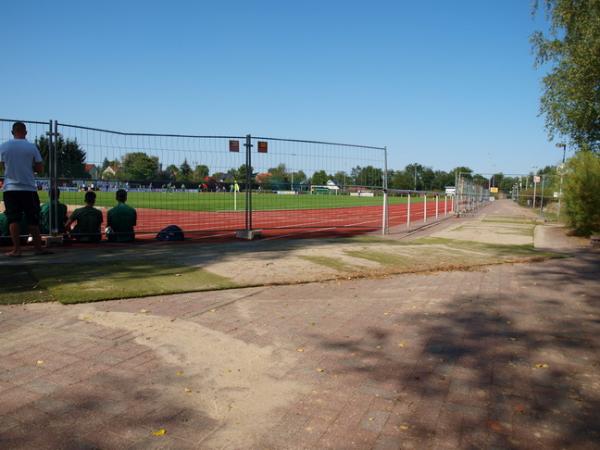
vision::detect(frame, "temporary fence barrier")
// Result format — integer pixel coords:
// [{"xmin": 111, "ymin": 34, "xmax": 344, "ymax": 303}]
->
[
  {"xmin": 2, "ymin": 119, "xmax": 392, "ymax": 240},
  {"xmin": 2, "ymin": 118, "xmax": 479, "ymax": 242}
]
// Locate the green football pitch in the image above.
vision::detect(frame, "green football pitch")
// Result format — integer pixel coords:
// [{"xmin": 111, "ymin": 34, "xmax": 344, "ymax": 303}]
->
[{"xmin": 9, "ymin": 191, "xmax": 425, "ymax": 212}]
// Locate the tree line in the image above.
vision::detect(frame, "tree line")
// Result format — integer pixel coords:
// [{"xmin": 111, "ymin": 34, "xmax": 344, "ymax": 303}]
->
[{"xmin": 32, "ymin": 136, "xmax": 531, "ymax": 192}]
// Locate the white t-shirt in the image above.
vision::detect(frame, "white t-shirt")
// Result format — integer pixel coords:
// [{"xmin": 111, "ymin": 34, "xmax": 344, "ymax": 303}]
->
[{"xmin": 0, "ymin": 138, "xmax": 43, "ymax": 192}]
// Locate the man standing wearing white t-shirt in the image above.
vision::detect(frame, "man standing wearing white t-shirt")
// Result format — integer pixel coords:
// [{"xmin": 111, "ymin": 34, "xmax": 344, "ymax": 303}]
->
[{"xmin": 0, "ymin": 122, "xmax": 49, "ymax": 256}]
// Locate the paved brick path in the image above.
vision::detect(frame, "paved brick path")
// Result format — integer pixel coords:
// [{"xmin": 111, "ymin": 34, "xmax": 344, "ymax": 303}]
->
[{"xmin": 1, "ymin": 250, "xmax": 599, "ymax": 449}]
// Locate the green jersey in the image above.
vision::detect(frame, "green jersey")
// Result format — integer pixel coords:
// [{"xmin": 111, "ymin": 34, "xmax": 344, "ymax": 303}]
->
[
  {"xmin": 69, "ymin": 206, "xmax": 103, "ymax": 242},
  {"xmin": 0, "ymin": 213, "xmax": 31, "ymax": 243},
  {"xmin": 40, "ymin": 202, "xmax": 68, "ymax": 234},
  {"xmin": 107, "ymin": 203, "xmax": 137, "ymax": 242}
]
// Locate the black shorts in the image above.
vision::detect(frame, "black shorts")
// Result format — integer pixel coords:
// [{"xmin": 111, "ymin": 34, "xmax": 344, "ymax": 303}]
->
[{"xmin": 3, "ymin": 191, "xmax": 41, "ymax": 226}]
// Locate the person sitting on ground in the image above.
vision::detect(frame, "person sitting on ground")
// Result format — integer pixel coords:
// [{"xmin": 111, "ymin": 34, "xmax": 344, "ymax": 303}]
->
[
  {"xmin": 106, "ymin": 189, "xmax": 136, "ymax": 242},
  {"xmin": 0, "ymin": 212, "xmax": 29, "ymax": 246},
  {"xmin": 65, "ymin": 191, "xmax": 103, "ymax": 242},
  {"xmin": 39, "ymin": 188, "xmax": 68, "ymax": 235}
]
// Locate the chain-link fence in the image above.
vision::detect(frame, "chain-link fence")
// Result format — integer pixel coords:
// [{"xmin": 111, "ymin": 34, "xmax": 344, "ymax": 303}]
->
[
  {"xmin": 3, "ymin": 118, "xmax": 487, "ymax": 242},
  {"xmin": 455, "ymin": 172, "xmax": 490, "ymax": 215},
  {"xmin": 2, "ymin": 119, "xmax": 397, "ymax": 240}
]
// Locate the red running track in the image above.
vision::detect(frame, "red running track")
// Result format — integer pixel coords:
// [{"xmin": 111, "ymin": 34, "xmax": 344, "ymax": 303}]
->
[{"xmin": 123, "ymin": 199, "xmax": 452, "ymax": 240}]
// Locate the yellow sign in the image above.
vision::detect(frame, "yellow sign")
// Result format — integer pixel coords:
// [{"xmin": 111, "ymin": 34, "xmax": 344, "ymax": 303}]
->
[{"xmin": 490, "ymin": 187, "xmax": 499, "ymax": 193}]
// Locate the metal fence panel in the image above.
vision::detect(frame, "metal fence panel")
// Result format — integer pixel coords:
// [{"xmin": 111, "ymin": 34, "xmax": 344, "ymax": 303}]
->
[
  {"xmin": 55, "ymin": 123, "xmax": 247, "ymax": 236},
  {"xmin": 248, "ymin": 135, "xmax": 387, "ymax": 233}
]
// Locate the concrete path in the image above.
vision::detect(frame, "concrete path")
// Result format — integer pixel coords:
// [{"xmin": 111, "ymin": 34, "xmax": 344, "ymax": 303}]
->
[{"xmin": 1, "ymin": 203, "xmax": 599, "ymax": 449}]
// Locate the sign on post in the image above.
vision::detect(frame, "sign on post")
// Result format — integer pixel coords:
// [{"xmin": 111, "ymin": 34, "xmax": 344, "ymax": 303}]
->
[{"xmin": 533, "ymin": 176, "xmax": 541, "ymax": 183}]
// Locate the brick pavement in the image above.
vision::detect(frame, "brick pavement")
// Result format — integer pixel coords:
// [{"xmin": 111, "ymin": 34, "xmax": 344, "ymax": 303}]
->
[{"xmin": 0, "ymin": 249, "xmax": 599, "ymax": 449}]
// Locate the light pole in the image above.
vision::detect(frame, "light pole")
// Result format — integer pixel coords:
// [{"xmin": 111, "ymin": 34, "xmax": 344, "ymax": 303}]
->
[
  {"xmin": 556, "ymin": 143, "xmax": 566, "ymax": 220},
  {"xmin": 414, "ymin": 165, "xmax": 418, "ymax": 191},
  {"xmin": 531, "ymin": 166, "xmax": 538, "ymax": 208}
]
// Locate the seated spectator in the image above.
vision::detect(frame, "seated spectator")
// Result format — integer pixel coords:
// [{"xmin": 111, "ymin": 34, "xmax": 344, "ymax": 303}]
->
[
  {"xmin": 106, "ymin": 189, "xmax": 136, "ymax": 242},
  {"xmin": 39, "ymin": 189, "xmax": 68, "ymax": 235},
  {"xmin": 0, "ymin": 212, "xmax": 28, "ymax": 245},
  {"xmin": 65, "ymin": 191, "xmax": 103, "ymax": 242}
]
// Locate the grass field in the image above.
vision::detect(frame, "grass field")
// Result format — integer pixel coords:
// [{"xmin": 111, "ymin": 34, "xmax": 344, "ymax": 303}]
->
[{"xmin": 5, "ymin": 191, "xmax": 424, "ymax": 212}]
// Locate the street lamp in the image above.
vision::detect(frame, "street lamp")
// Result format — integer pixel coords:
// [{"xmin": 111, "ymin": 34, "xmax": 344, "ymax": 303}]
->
[
  {"xmin": 531, "ymin": 166, "xmax": 538, "ymax": 208},
  {"xmin": 555, "ymin": 143, "xmax": 567, "ymax": 219}
]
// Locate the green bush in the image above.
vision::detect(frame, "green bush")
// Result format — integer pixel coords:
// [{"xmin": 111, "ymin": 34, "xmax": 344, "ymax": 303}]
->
[{"xmin": 564, "ymin": 151, "xmax": 600, "ymax": 236}]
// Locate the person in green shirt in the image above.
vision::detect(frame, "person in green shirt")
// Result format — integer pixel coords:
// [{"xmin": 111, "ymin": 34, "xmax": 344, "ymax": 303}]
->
[
  {"xmin": 0, "ymin": 212, "xmax": 30, "ymax": 245},
  {"xmin": 40, "ymin": 188, "xmax": 68, "ymax": 234},
  {"xmin": 106, "ymin": 189, "xmax": 136, "ymax": 242},
  {"xmin": 65, "ymin": 191, "xmax": 103, "ymax": 242}
]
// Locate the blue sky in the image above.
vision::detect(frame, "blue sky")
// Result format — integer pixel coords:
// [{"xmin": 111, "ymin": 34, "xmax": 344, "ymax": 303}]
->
[{"xmin": 0, "ymin": 0, "xmax": 562, "ymax": 175}]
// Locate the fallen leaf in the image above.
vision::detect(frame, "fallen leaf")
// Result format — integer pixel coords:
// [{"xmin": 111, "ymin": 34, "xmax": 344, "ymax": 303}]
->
[
  {"xmin": 152, "ymin": 428, "xmax": 167, "ymax": 436},
  {"xmin": 368, "ymin": 417, "xmax": 374, "ymax": 421},
  {"xmin": 296, "ymin": 348, "xmax": 304, "ymax": 352},
  {"xmin": 383, "ymin": 312, "xmax": 390, "ymax": 316},
  {"xmin": 139, "ymin": 309, "xmax": 149, "ymax": 314},
  {"xmin": 176, "ymin": 370, "xmax": 184, "ymax": 376},
  {"xmin": 36, "ymin": 360, "xmax": 44, "ymax": 365},
  {"xmin": 534, "ymin": 363, "xmax": 549, "ymax": 369},
  {"xmin": 184, "ymin": 388, "xmax": 192, "ymax": 393},
  {"xmin": 399, "ymin": 424, "xmax": 409, "ymax": 430},
  {"xmin": 316, "ymin": 368, "xmax": 325, "ymax": 373},
  {"xmin": 210, "ymin": 309, "xmax": 216, "ymax": 313},
  {"xmin": 175, "ymin": 274, "xmax": 181, "ymax": 277},
  {"xmin": 488, "ymin": 420, "xmax": 503, "ymax": 433},
  {"xmin": 398, "ymin": 342, "xmax": 406, "ymax": 348},
  {"xmin": 376, "ymin": 345, "xmax": 382, "ymax": 349},
  {"xmin": 515, "ymin": 404, "xmax": 525, "ymax": 413}
]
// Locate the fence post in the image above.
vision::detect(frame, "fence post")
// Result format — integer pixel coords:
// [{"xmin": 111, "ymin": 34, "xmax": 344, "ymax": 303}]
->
[
  {"xmin": 424, "ymin": 194, "xmax": 427, "ymax": 223},
  {"xmin": 444, "ymin": 195, "xmax": 448, "ymax": 216},
  {"xmin": 46, "ymin": 120, "xmax": 54, "ymax": 236},
  {"xmin": 245, "ymin": 134, "xmax": 252, "ymax": 233},
  {"xmin": 407, "ymin": 194, "xmax": 411, "ymax": 229},
  {"xmin": 435, "ymin": 195, "xmax": 439, "ymax": 219},
  {"xmin": 53, "ymin": 120, "xmax": 59, "ymax": 235},
  {"xmin": 539, "ymin": 175, "xmax": 545, "ymax": 216},
  {"xmin": 382, "ymin": 146, "xmax": 388, "ymax": 235}
]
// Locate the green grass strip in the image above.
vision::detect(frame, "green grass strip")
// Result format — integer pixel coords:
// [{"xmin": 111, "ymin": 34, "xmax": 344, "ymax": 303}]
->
[{"xmin": 0, "ymin": 261, "xmax": 236, "ymax": 305}]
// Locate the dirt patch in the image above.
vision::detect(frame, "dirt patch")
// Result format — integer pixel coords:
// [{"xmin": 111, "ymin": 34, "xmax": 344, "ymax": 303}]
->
[{"xmin": 81, "ymin": 310, "xmax": 307, "ymax": 448}]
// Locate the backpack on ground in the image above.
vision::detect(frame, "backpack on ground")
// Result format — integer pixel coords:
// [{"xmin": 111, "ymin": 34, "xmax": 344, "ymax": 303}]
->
[{"xmin": 156, "ymin": 225, "xmax": 184, "ymax": 241}]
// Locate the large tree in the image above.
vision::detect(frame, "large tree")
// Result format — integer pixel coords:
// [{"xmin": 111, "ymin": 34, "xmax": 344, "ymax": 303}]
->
[
  {"xmin": 120, "ymin": 152, "xmax": 159, "ymax": 182},
  {"xmin": 532, "ymin": 0, "xmax": 600, "ymax": 150},
  {"xmin": 351, "ymin": 165, "xmax": 383, "ymax": 187},
  {"xmin": 311, "ymin": 170, "xmax": 330, "ymax": 186},
  {"xmin": 36, "ymin": 136, "xmax": 88, "ymax": 179}
]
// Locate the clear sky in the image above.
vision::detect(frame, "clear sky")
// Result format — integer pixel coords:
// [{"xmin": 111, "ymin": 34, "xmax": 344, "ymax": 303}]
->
[{"xmin": 0, "ymin": 0, "xmax": 562, "ymax": 175}]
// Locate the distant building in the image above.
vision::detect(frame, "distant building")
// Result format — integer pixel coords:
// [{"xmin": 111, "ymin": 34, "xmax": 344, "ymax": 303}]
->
[{"xmin": 102, "ymin": 166, "xmax": 117, "ymax": 179}]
